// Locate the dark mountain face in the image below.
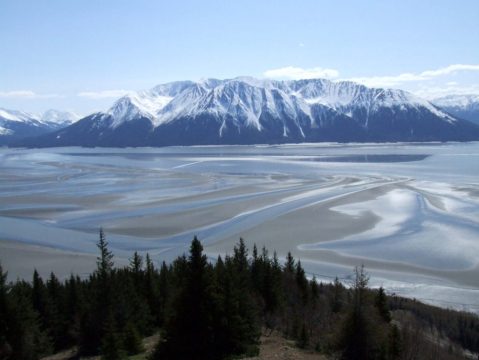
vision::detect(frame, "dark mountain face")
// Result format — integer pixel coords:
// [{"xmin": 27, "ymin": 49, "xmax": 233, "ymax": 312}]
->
[{"xmin": 12, "ymin": 79, "xmax": 479, "ymax": 148}]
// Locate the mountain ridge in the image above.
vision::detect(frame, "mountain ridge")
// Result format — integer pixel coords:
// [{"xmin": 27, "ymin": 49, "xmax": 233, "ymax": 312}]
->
[
  {"xmin": 12, "ymin": 78, "xmax": 479, "ymax": 147},
  {"xmin": 0, "ymin": 108, "xmax": 80, "ymax": 145},
  {"xmin": 432, "ymin": 94, "xmax": 479, "ymax": 125}
]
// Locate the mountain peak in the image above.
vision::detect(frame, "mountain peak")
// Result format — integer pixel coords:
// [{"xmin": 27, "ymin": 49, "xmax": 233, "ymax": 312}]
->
[
  {"xmin": 102, "ymin": 77, "xmax": 460, "ymax": 130},
  {"xmin": 431, "ymin": 94, "xmax": 479, "ymax": 124},
  {"xmin": 41, "ymin": 109, "xmax": 80, "ymax": 125},
  {"xmin": 0, "ymin": 107, "xmax": 79, "ymax": 145},
  {"xmin": 13, "ymin": 78, "xmax": 479, "ymax": 147}
]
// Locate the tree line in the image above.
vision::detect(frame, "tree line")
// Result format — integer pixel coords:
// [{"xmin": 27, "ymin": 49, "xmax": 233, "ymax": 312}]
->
[{"xmin": 1, "ymin": 230, "xmax": 478, "ymax": 359}]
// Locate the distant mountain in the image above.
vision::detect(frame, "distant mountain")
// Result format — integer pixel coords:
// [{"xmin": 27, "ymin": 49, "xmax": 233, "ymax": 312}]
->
[
  {"xmin": 0, "ymin": 108, "xmax": 79, "ymax": 145},
  {"xmin": 432, "ymin": 95, "xmax": 479, "ymax": 125},
  {"xmin": 41, "ymin": 109, "xmax": 80, "ymax": 127},
  {"xmin": 14, "ymin": 78, "xmax": 479, "ymax": 147}
]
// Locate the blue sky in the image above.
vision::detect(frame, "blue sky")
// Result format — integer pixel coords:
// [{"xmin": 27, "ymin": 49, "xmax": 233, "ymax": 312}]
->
[{"xmin": 1, "ymin": 0, "xmax": 478, "ymax": 115}]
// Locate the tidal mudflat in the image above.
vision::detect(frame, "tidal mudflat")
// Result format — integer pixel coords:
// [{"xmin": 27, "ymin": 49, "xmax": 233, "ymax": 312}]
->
[{"xmin": 0, "ymin": 143, "xmax": 478, "ymax": 312}]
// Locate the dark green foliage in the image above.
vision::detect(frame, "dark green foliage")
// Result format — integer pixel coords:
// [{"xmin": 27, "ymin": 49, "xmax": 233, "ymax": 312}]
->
[
  {"xmin": 152, "ymin": 236, "xmax": 219, "ymax": 359},
  {"xmin": 285, "ymin": 251, "xmax": 295, "ymax": 273},
  {"xmin": 5, "ymin": 281, "xmax": 52, "ymax": 360},
  {"xmin": 375, "ymin": 287, "xmax": 391, "ymax": 323},
  {"xmin": 97, "ymin": 227, "xmax": 114, "ymax": 279},
  {"xmin": 0, "ymin": 263, "xmax": 12, "ymax": 359},
  {"xmin": 101, "ymin": 312, "xmax": 127, "ymax": 360},
  {"xmin": 123, "ymin": 322, "xmax": 145, "ymax": 355},
  {"xmin": 388, "ymin": 324, "xmax": 401, "ymax": 359},
  {"xmin": 1, "ymin": 233, "xmax": 478, "ymax": 360},
  {"xmin": 390, "ymin": 296, "xmax": 479, "ymax": 354},
  {"xmin": 331, "ymin": 276, "xmax": 344, "ymax": 313},
  {"xmin": 152, "ymin": 236, "xmax": 261, "ymax": 359},
  {"xmin": 337, "ymin": 265, "xmax": 387, "ymax": 360},
  {"xmin": 296, "ymin": 323, "xmax": 309, "ymax": 349}
]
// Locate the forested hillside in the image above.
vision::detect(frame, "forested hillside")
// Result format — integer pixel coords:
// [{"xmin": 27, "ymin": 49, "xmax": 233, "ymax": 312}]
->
[{"xmin": 0, "ymin": 231, "xmax": 478, "ymax": 360}]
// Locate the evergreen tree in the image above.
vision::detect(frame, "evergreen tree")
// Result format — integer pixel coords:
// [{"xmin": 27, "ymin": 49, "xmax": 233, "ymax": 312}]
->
[
  {"xmin": 80, "ymin": 229, "xmax": 114, "ymax": 356},
  {"xmin": 32, "ymin": 270, "xmax": 48, "ymax": 321},
  {"xmin": 100, "ymin": 312, "xmax": 126, "ymax": 360},
  {"xmin": 0, "ymin": 263, "xmax": 11, "ymax": 359},
  {"xmin": 388, "ymin": 324, "xmax": 402, "ymax": 359},
  {"xmin": 337, "ymin": 265, "xmax": 379, "ymax": 360},
  {"xmin": 130, "ymin": 251, "xmax": 143, "ymax": 274},
  {"xmin": 97, "ymin": 228, "xmax": 114, "ymax": 279},
  {"xmin": 122, "ymin": 322, "xmax": 144, "ymax": 355},
  {"xmin": 153, "ymin": 236, "xmax": 217, "ymax": 359},
  {"xmin": 311, "ymin": 275, "xmax": 319, "ymax": 303},
  {"xmin": 144, "ymin": 253, "xmax": 160, "ymax": 328},
  {"xmin": 157, "ymin": 261, "xmax": 170, "ymax": 326},
  {"xmin": 375, "ymin": 287, "xmax": 391, "ymax": 322},
  {"xmin": 285, "ymin": 251, "xmax": 295, "ymax": 273},
  {"xmin": 45, "ymin": 272, "xmax": 67, "ymax": 350},
  {"xmin": 331, "ymin": 277, "xmax": 343, "ymax": 313},
  {"xmin": 295, "ymin": 260, "xmax": 309, "ymax": 304},
  {"xmin": 64, "ymin": 275, "xmax": 82, "ymax": 346},
  {"xmin": 6, "ymin": 281, "xmax": 52, "ymax": 359},
  {"xmin": 297, "ymin": 323, "xmax": 309, "ymax": 349}
]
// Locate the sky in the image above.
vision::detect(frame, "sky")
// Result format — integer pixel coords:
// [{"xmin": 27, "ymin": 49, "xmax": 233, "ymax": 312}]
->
[{"xmin": 1, "ymin": 0, "xmax": 479, "ymax": 116}]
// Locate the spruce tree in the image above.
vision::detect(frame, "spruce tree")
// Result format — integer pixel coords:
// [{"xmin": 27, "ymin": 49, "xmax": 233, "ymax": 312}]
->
[
  {"xmin": 7, "ymin": 281, "xmax": 52, "ymax": 359},
  {"xmin": 285, "ymin": 251, "xmax": 295, "ymax": 273},
  {"xmin": 97, "ymin": 228, "xmax": 114, "ymax": 280},
  {"xmin": 295, "ymin": 260, "xmax": 309, "ymax": 304},
  {"xmin": 122, "ymin": 322, "xmax": 144, "ymax": 355},
  {"xmin": 337, "ymin": 265, "xmax": 377, "ymax": 360},
  {"xmin": 0, "ymin": 263, "xmax": 11, "ymax": 358},
  {"xmin": 80, "ymin": 229, "xmax": 114, "ymax": 356},
  {"xmin": 153, "ymin": 236, "xmax": 217, "ymax": 359},
  {"xmin": 130, "ymin": 251, "xmax": 143, "ymax": 274},
  {"xmin": 100, "ymin": 312, "xmax": 126, "ymax": 360},
  {"xmin": 331, "ymin": 277, "xmax": 343, "ymax": 313},
  {"xmin": 375, "ymin": 287, "xmax": 391, "ymax": 322},
  {"xmin": 157, "ymin": 261, "xmax": 170, "ymax": 326},
  {"xmin": 388, "ymin": 324, "xmax": 402, "ymax": 359}
]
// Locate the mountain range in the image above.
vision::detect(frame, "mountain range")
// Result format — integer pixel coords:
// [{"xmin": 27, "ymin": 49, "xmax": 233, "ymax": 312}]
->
[
  {"xmin": 0, "ymin": 108, "xmax": 79, "ymax": 145},
  {"xmin": 431, "ymin": 94, "xmax": 479, "ymax": 125},
  {"xmin": 7, "ymin": 78, "xmax": 479, "ymax": 147}
]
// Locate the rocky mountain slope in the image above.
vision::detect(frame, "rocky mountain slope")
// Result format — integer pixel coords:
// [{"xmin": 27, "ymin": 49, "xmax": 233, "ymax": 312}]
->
[{"xmin": 13, "ymin": 78, "xmax": 479, "ymax": 147}]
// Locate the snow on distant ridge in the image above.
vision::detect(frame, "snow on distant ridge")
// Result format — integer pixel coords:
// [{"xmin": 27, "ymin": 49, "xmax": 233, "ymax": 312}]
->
[
  {"xmin": 103, "ymin": 77, "xmax": 457, "ymax": 130},
  {"xmin": 41, "ymin": 109, "xmax": 80, "ymax": 124},
  {"xmin": 432, "ymin": 94, "xmax": 479, "ymax": 108},
  {"xmin": 0, "ymin": 108, "xmax": 80, "ymax": 141},
  {"xmin": 431, "ymin": 94, "xmax": 479, "ymax": 124},
  {"xmin": 0, "ymin": 108, "xmax": 39, "ymax": 123}
]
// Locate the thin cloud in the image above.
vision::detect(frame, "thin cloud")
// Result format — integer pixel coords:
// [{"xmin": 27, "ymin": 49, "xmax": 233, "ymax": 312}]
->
[
  {"xmin": 346, "ymin": 64, "xmax": 479, "ymax": 88},
  {"xmin": 420, "ymin": 64, "xmax": 479, "ymax": 77},
  {"xmin": 0, "ymin": 90, "xmax": 61, "ymax": 98},
  {"xmin": 78, "ymin": 90, "xmax": 133, "ymax": 99},
  {"xmin": 413, "ymin": 84, "xmax": 479, "ymax": 100},
  {"xmin": 263, "ymin": 66, "xmax": 339, "ymax": 80}
]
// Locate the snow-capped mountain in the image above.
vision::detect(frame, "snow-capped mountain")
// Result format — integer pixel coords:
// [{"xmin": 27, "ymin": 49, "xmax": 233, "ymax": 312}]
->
[
  {"xmin": 432, "ymin": 95, "xmax": 479, "ymax": 125},
  {"xmin": 41, "ymin": 109, "xmax": 80, "ymax": 126},
  {"xmin": 14, "ymin": 78, "xmax": 479, "ymax": 147},
  {"xmin": 0, "ymin": 108, "xmax": 79, "ymax": 145}
]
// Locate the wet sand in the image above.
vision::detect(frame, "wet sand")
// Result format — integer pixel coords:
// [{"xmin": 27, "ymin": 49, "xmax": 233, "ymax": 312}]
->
[{"xmin": 0, "ymin": 144, "xmax": 478, "ymax": 311}]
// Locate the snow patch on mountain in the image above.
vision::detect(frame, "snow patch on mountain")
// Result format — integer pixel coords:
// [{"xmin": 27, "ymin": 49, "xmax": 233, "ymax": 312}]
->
[
  {"xmin": 0, "ymin": 108, "xmax": 39, "ymax": 123},
  {"xmin": 433, "ymin": 94, "xmax": 479, "ymax": 108},
  {"xmin": 94, "ymin": 77, "xmax": 461, "ymax": 132},
  {"xmin": 41, "ymin": 109, "xmax": 80, "ymax": 124},
  {"xmin": 0, "ymin": 126, "xmax": 13, "ymax": 135}
]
